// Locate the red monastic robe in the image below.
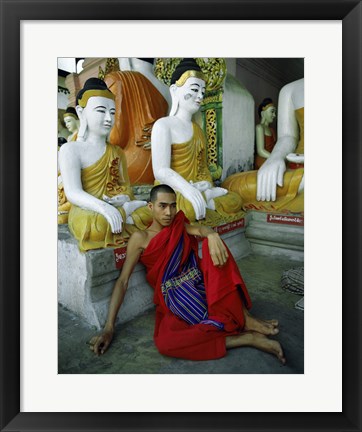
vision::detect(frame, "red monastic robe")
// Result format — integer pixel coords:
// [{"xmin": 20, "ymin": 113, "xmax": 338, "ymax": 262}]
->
[{"xmin": 140, "ymin": 212, "xmax": 252, "ymax": 361}]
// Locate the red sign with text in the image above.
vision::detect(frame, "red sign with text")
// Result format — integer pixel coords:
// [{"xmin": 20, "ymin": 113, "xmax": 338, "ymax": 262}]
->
[
  {"xmin": 266, "ymin": 214, "xmax": 304, "ymax": 226},
  {"xmin": 113, "ymin": 246, "xmax": 127, "ymax": 269}
]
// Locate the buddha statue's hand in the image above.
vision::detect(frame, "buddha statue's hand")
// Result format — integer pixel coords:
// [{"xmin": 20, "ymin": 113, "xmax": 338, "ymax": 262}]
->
[
  {"xmin": 103, "ymin": 194, "xmax": 131, "ymax": 207},
  {"xmin": 183, "ymin": 184, "xmax": 207, "ymax": 220},
  {"xmin": 190, "ymin": 180, "xmax": 213, "ymax": 192},
  {"xmin": 257, "ymin": 156, "xmax": 286, "ymax": 202},
  {"xmin": 101, "ymin": 202, "xmax": 123, "ymax": 234}
]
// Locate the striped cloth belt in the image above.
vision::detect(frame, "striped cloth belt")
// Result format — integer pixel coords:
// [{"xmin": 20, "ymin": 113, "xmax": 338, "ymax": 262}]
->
[{"xmin": 161, "ymin": 237, "xmax": 224, "ymax": 330}]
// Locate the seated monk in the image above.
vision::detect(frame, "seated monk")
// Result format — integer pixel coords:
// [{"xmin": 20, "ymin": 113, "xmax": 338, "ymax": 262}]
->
[
  {"xmin": 89, "ymin": 184, "xmax": 285, "ymax": 363},
  {"xmin": 222, "ymin": 78, "xmax": 304, "ymax": 214},
  {"xmin": 58, "ymin": 107, "xmax": 79, "ymax": 224},
  {"xmin": 104, "ymin": 58, "xmax": 170, "ymax": 185},
  {"xmin": 151, "ymin": 58, "xmax": 244, "ymax": 226},
  {"xmin": 255, "ymin": 98, "xmax": 277, "ymax": 169},
  {"xmin": 58, "ymin": 77, "xmax": 152, "ymax": 252}
]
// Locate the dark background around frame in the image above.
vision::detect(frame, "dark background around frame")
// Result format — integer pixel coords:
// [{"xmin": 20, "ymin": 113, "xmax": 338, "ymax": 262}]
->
[{"xmin": 0, "ymin": 1, "xmax": 361, "ymax": 431}]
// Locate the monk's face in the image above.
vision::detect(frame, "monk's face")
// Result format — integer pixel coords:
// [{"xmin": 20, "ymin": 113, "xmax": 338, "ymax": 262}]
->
[{"xmin": 149, "ymin": 192, "xmax": 177, "ymax": 227}]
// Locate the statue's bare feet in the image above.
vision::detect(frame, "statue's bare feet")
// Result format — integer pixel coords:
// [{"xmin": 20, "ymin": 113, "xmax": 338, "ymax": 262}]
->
[
  {"xmin": 204, "ymin": 187, "xmax": 228, "ymax": 201},
  {"xmin": 244, "ymin": 310, "xmax": 279, "ymax": 336},
  {"xmin": 249, "ymin": 331, "xmax": 286, "ymax": 364},
  {"xmin": 123, "ymin": 200, "xmax": 147, "ymax": 217}
]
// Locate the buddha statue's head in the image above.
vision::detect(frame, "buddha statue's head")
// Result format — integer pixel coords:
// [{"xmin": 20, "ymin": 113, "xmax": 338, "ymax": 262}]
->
[
  {"xmin": 258, "ymin": 98, "xmax": 276, "ymax": 125},
  {"xmin": 63, "ymin": 107, "xmax": 79, "ymax": 133},
  {"xmin": 75, "ymin": 78, "xmax": 116, "ymax": 141},
  {"xmin": 169, "ymin": 58, "xmax": 206, "ymax": 116}
]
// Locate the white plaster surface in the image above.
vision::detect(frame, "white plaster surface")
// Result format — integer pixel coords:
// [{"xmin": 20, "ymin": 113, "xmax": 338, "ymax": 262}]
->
[{"xmin": 222, "ymin": 74, "xmax": 255, "ymax": 179}]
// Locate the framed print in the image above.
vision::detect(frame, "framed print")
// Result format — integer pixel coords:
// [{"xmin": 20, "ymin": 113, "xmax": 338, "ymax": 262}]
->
[{"xmin": 1, "ymin": 1, "xmax": 361, "ymax": 431}]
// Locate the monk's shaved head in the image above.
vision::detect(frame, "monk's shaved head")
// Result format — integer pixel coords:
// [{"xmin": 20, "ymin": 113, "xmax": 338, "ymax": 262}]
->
[{"xmin": 150, "ymin": 184, "xmax": 176, "ymax": 203}]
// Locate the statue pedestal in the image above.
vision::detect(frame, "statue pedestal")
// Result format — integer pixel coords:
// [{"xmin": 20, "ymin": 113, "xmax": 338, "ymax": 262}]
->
[
  {"xmin": 245, "ymin": 211, "xmax": 304, "ymax": 262},
  {"xmin": 58, "ymin": 219, "xmax": 250, "ymax": 329}
]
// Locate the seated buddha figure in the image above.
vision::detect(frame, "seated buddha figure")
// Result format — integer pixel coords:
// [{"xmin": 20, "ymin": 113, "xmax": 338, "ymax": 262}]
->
[
  {"xmin": 104, "ymin": 58, "xmax": 170, "ymax": 185},
  {"xmin": 222, "ymin": 78, "xmax": 304, "ymax": 214},
  {"xmin": 58, "ymin": 77, "xmax": 152, "ymax": 252},
  {"xmin": 151, "ymin": 58, "xmax": 244, "ymax": 226},
  {"xmin": 255, "ymin": 98, "xmax": 277, "ymax": 169},
  {"xmin": 58, "ymin": 107, "xmax": 80, "ymax": 224},
  {"xmin": 63, "ymin": 106, "xmax": 80, "ymax": 142}
]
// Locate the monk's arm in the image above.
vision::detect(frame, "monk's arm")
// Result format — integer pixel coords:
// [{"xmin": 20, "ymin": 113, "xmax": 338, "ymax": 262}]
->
[
  {"xmin": 89, "ymin": 232, "xmax": 144, "ymax": 355},
  {"xmin": 185, "ymin": 224, "xmax": 228, "ymax": 266}
]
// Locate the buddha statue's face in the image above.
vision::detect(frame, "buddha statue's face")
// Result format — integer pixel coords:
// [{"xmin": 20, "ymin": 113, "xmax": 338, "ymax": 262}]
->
[
  {"xmin": 64, "ymin": 116, "xmax": 78, "ymax": 133},
  {"xmin": 262, "ymin": 106, "xmax": 276, "ymax": 124},
  {"xmin": 174, "ymin": 77, "xmax": 206, "ymax": 115},
  {"xmin": 80, "ymin": 96, "xmax": 116, "ymax": 136}
]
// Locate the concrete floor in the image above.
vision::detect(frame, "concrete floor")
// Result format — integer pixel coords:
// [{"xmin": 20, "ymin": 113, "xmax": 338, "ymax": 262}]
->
[{"xmin": 58, "ymin": 253, "xmax": 304, "ymax": 374}]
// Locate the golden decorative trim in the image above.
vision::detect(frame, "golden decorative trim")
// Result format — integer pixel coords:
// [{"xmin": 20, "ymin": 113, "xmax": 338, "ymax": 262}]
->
[
  {"xmin": 175, "ymin": 70, "xmax": 206, "ymax": 87},
  {"xmin": 155, "ymin": 58, "xmax": 227, "ymax": 91},
  {"xmin": 63, "ymin": 113, "xmax": 78, "ymax": 120},
  {"xmin": 205, "ymin": 109, "xmax": 217, "ymax": 167},
  {"xmin": 262, "ymin": 103, "xmax": 275, "ymax": 111},
  {"xmin": 77, "ymin": 89, "xmax": 115, "ymax": 107}
]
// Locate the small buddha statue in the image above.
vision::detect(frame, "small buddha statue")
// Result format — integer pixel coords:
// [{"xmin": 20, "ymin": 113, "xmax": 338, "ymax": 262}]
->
[
  {"xmin": 58, "ymin": 77, "xmax": 152, "ymax": 251},
  {"xmin": 222, "ymin": 78, "xmax": 304, "ymax": 214},
  {"xmin": 151, "ymin": 58, "xmax": 244, "ymax": 225},
  {"xmin": 63, "ymin": 107, "xmax": 80, "ymax": 142},
  {"xmin": 58, "ymin": 107, "xmax": 80, "ymax": 224},
  {"xmin": 255, "ymin": 98, "xmax": 277, "ymax": 169}
]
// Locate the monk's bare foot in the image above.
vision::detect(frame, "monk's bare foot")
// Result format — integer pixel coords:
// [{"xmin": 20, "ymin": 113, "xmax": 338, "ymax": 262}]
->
[
  {"xmin": 244, "ymin": 311, "xmax": 279, "ymax": 336},
  {"xmin": 264, "ymin": 319, "xmax": 279, "ymax": 327},
  {"xmin": 249, "ymin": 331, "xmax": 286, "ymax": 364}
]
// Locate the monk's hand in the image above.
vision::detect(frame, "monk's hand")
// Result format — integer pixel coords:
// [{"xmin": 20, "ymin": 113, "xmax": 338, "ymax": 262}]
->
[
  {"xmin": 88, "ymin": 329, "xmax": 114, "ymax": 356},
  {"xmin": 207, "ymin": 232, "xmax": 229, "ymax": 266},
  {"xmin": 103, "ymin": 194, "xmax": 130, "ymax": 207}
]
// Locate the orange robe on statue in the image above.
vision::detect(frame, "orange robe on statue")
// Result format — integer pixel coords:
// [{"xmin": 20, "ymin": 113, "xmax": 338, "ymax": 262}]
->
[{"xmin": 105, "ymin": 71, "xmax": 168, "ymax": 185}]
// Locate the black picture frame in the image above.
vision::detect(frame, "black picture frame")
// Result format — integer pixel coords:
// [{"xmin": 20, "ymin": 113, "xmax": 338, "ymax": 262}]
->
[{"xmin": 1, "ymin": 1, "xmax": 361, "ymax": 431}]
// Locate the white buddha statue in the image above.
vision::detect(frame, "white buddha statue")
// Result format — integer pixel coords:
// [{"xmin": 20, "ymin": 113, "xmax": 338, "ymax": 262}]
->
[
  {"xmin": 223, "ymin": 78, "xmax": 304, "ymax": 213},
  {"xmin": 151, "ymin": 58, "xmax": 244, "ymax": 225},
  {"xmin": 58, "ymin": 77, "xmax": 152, "ymax": 251}
]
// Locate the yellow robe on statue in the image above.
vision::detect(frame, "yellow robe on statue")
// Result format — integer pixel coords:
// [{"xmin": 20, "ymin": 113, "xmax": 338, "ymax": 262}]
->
[
  {"xmin": 222, "ymin": 107, "xmax": 304, "ymax": 214},
  {"xmin": 165, "ymin": 122, "xmax": 245, "ymax": 226},
  {"xmin": 68, "ymin": 144, "xmax": 151, "ymax": 252}
]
